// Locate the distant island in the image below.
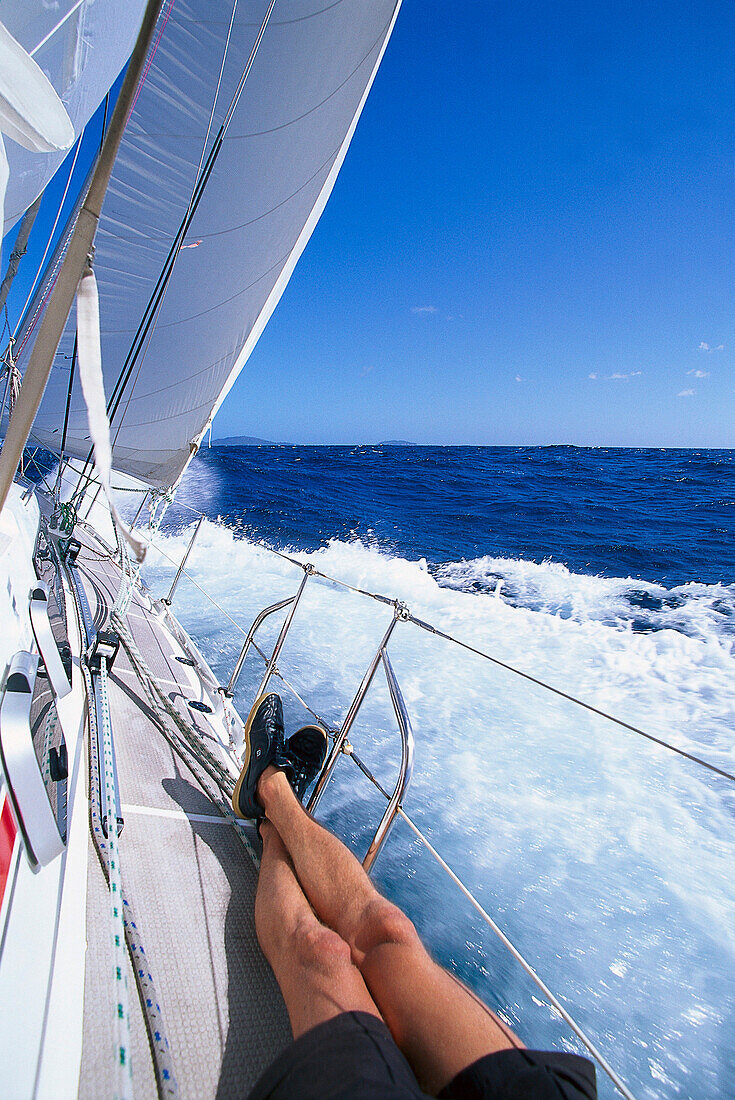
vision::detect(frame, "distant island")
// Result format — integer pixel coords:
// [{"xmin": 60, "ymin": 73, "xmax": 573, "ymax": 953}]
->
[
  {"xmin": 213, "ymin": 436, "xmax": 419, "ymax": 447},
  {"xmin": 214, "ymin": 435, "xmax": 280, "ymax": 446}
]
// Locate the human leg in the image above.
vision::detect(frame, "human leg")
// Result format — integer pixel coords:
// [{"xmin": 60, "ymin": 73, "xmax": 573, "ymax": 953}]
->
[
  {"xmin": 254, "ymin": 818, "xmax": 380, "ymax": 1039},
  {"xmin": 258, "ymin": 766, "xmax": 523, "ymax": 1096}
]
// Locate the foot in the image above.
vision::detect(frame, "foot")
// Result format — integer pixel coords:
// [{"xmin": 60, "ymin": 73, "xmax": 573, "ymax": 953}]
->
[
  {"xmin": 233, "ymin": 693, "xmax": 287, "ymax": 819},
  {"xmin": 285, "ymin": 723, "xmax": 328, "ymax": 802}
]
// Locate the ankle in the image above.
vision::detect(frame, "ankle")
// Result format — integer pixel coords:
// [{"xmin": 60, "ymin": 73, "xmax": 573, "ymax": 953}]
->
[{"xmin": 256, "ymin": 763, "xmax": 286, "ymax": 808}]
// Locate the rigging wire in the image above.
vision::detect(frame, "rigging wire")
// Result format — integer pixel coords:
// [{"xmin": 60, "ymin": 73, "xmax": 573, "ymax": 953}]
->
[
  {"xmin": 30, "ymin": 0, "xmax": 89, "ymax": 58},
  {"xmin": 394, "ymin": 803, "xmax": 637, "ymax": 1100},
  {"xmin": 11, "ymin": 135, "xmax": 83, "ymax": 345},
  {"xmin": 74, "ymin": 0, "xmax": 277, "ymax": 501}
]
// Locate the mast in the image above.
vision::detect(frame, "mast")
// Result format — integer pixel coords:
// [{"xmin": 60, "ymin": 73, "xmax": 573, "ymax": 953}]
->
[{"xmin": 0, "ymin": 0, "xmax": 165, "ymax": 515}]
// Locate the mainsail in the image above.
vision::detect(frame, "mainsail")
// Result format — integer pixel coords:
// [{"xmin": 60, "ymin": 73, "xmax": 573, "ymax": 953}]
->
[{"xmin": 25, "ymin": 0, "xmax": 403, "ymax": 488}]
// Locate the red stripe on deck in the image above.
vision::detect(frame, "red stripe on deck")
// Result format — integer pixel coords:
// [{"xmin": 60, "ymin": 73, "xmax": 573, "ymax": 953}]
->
[{"xmin": 0, "ymin": 795, "xmax": 18, "ymax": 909}]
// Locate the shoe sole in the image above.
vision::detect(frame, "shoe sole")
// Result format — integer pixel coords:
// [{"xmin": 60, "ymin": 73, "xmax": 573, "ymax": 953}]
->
[{"xmin": 232, "ymin": 693, "xmax": 271, "ymax": 819}]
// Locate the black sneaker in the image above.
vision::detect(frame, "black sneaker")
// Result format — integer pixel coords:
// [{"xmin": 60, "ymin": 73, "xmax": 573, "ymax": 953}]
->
[
  {"xmin": 233, "ymin": 693, "xmax": 287, "ymax": 819},
  {"xmin": 285, "ymin": 724, "xmax": 328, "ymax": 802}
]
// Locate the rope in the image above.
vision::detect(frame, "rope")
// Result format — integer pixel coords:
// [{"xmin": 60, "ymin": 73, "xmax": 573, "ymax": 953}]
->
[
  {"xmin": 111, "ymin": 612, "xmax": 237, "ymax": 798},
  {"xmin": 83, "ymin": 658, "xmax": 178, "ymax": 1098},
  {"xmin": 98, "ymin": 657, "xmax": 135, "ymax": 1100},
  {"xmin": 109, "ymin": 612, "xmax": 259, "ymax": 867}
]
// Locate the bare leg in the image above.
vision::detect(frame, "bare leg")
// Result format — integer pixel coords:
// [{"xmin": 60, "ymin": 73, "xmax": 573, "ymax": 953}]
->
[
  {"xmin": 255, "ymin": 818, "xmax": 381, "ymax": 1039},
  {"xmin": 258, "ymin": 767, "xmax": 522, "ymax": 1096}
]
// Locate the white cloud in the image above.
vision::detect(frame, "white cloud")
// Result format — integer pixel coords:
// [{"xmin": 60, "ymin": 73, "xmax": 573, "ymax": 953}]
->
[
  {"xmin": 588, "ymin": 372, "xmax": 598, "ymax": 380},
  {"xmin": 609, "ymin": 370, "xmax": 642, "ymax": 381},
  {"xmin": 515, "ymin": 375, "xmax": 523, "ymax": 383},
  {"xmin": 698, "ymin": 342, "xmax": 724, "ymax": 352},
  {"xmin": 677, "ymin": 389, "xmax": 695, "ymax": 397},
  {"xmin": 411, "ymin": 305, "xmax": 437, "ymax": 314},
  {"xmin": 360, "ymin": 364, "xmax": 375, "ymax": 377},
  {"xmin": 687, "ymin": 369, "xmax": 710, "ymax": 378}
]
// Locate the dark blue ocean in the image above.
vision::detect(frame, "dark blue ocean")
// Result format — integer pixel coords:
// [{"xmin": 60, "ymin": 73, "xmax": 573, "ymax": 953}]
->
[
  {"xmin": 136, "ymin": 445, "xmax": 735, "ymax": 1100},
  {"xmin": 182, "ymin": 444, "xmax": 735, "ymax": 585}
]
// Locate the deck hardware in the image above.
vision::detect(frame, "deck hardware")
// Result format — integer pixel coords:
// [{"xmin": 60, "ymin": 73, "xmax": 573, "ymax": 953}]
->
[
  {"xmin": 63, "ymin": 536, "xmax": 82, "ymax": 562},
  {"xmin": 221, "ymin": 594, "xmax": 298, "ymax": 697},
  {"xmin": 87, "ymin": 629, "xmax": 120, "ymax": 673},
  {"xmin": 161, "ymin": 515, "xmax": 204, "ymax": 606},
  {"xmin": 308, "ymin": 614, "xmax": 400, "ymax": 817},
  {"xmin": 129, "ymin": 489, "xmax": 150, "ymax": 531},
  {"xmin": 363, "ymin": 649, "xmax": 415, "ymax": 872},
  {"xmin": 30, "ymin": 581, "xmax": 72, "ymax": 698},
  {"xmin": 176, "ymin": 655, "xmax": 196, "ymax": 667},
  {"xmin": 255, "ymin": 571, "xmax": 310, "ymax": 699},
  {"xmin": 0, "ymin": 650, "xmax": 64, "ymax": 868},
  {"xmin": 187, "ymin": 700, "xmax": 213, "ymax": 714},
  {"xmin": 49, "ymin": 742, "xmax": 68, "ymax": 781}
]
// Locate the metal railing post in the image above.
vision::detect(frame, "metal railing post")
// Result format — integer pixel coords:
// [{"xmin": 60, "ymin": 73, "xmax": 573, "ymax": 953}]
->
[
  {"xmin": 308, "ymin": 610, "xmax": 400, "ymax": 815},
  {"xmin": 222, "ymin": 595, "xmax": 296, "ymax": 697},
  {"xmin": 130, "ymin": 490, "xmax": 150, "ymax": 532},
  {"xmin": 363, "ymin": 649, "xmax": 415, "ymax": 872},
  {"xmin": 161, "ymin": 516, "xmax": 204, "ymax": 606},
  {"xmin": 254, "ymin": 568, "xmax": 310, "ymax": 698}
]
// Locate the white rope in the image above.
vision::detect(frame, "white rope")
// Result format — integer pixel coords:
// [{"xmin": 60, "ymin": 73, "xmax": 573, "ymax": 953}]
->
[
  {"xmin": 99, "ymin": 657, "xmax": 135, "ymax": 1100},
  {"xmin": 396, "ymin": 807, "xmax": 636, "ymax": 1100}
]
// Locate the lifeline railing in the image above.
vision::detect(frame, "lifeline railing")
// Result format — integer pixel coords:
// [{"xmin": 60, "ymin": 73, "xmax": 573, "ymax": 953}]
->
[
  {"xmin": 215, "ymin": 567, "xmax": 415, "ymax": 872},
  {"xmin": 131, "ymin": 517, "xmax": 641, "ymax": 1098},
  {"xmin": 78, "ymin": 485, "xmax": 735, "ymax": 1100}
]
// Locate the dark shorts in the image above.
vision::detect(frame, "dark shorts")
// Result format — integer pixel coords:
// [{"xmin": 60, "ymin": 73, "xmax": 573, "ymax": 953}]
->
[{"xmin": 247, "ymin": 1011, "xmax": 597, "ymax": 1100}]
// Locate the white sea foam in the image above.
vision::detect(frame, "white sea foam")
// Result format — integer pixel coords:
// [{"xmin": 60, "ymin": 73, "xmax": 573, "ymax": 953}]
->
[{"xmin": 138, "ymin": 520, "xmax": 735, "ymax": 1099}]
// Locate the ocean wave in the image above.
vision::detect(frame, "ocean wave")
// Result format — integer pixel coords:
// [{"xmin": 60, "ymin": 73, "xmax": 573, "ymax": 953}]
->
[
  {"xmin": 137, "ymin": 520, "xmax": 735, "ymax": 1098},
  {"xmin": 433, "ymin": 554, "xmax": 735, "ymax": 643}
]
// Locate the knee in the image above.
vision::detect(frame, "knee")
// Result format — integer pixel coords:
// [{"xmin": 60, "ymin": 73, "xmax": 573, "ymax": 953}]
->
[
  {"xmin": 293, "ymin": 918, "xmax": 354, "ymax": 979},
  {"xmin": 352, "ymin": 897, "xmax": 421, "ymax": 959}
]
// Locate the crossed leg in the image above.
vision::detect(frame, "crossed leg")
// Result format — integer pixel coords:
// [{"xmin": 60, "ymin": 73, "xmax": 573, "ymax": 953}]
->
[{"xmin": 255, "ymin": 766, "xmax": 522, "ymax": 1096}]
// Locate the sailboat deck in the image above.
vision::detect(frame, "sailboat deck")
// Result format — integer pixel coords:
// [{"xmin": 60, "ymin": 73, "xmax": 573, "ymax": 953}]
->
[{"xmin": 75, "ymin": 543, "xmax": 291, "ymax": 1098}]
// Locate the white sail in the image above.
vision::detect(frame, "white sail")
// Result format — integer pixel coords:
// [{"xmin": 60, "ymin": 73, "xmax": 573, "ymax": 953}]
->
[
  {"xmin": 25, "ymin": 0, "xmax": 402, "ymax": 487},
  {"xmin": 2, "ymin": 0, "xmax": 149, "ymax": 228}
]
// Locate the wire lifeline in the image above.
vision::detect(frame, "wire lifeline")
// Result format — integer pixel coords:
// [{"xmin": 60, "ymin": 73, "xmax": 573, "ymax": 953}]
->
[
  {"xmin": 135, "ymin": 510, "xmax": 735, "ymax": 788},
  {"xmin": 340, "ymin": 746, "xmax": 635, "ymax": 1099},
  {"xmin": 395, "ymin": 804, "xmax": 637, "ymax": 1100}
]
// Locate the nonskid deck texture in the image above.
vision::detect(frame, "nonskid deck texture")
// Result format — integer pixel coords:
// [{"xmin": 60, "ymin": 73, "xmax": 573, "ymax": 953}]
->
[{"xmin": 75, "ymin": 539, "xmax": 291, "ymax": 1098}]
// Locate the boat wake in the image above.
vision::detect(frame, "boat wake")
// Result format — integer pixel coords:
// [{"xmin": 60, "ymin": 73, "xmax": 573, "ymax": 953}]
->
[{"xmin": 138, "ymin": 519, "xmax": 735, "ymax": 1099}]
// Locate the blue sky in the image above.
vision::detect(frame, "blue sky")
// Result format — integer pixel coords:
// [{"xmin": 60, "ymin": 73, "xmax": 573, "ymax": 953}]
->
[
  {"xmin": 4, "ymin": 1, "xmax": 735, "ymax": 446},
  {"xmin": 219, "ymin": 0, "xmax": 735, "ymax": 446}
]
